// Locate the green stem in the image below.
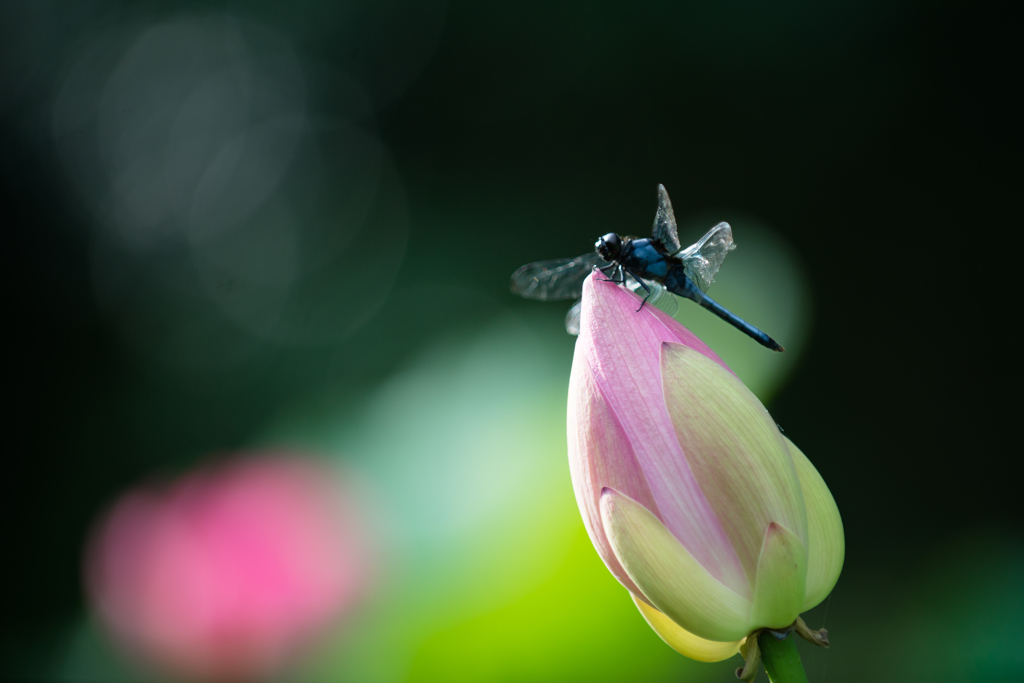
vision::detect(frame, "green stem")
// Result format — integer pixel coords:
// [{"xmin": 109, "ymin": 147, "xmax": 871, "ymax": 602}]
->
[{"xmin": 757, "ymin": 631, "xmax": 809, "ymax": 683}]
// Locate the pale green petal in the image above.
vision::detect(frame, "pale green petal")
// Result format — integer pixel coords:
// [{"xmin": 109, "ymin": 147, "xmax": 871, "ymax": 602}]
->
[
  {"xmin": 600, "ymin": 487, "xmax": 752, "ymax": 641},
  {"xmin": 749, "ymin": 522, "xmax": 806, "ymax": 630},
  {"xmin": 632, "ymin": 594, "xmax": 743, "ymax": 662},
  {"xmin": 660, "ymin": 342, "xmax": 806, "ymax": 587},
  {"xmin": 787, "ymin": 438, "xmax": 845, "ymax": 611}
]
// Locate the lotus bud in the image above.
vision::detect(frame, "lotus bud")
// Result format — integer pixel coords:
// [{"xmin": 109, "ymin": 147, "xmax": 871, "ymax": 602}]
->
[{"xmin": 567, "ymin": 274, "xmax": 842, "ymax": 674}]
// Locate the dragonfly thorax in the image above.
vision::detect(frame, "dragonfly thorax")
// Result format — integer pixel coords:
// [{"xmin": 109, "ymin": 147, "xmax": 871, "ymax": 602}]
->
[{"xmin": 595, "ymin": 232, "xmax": 623, "ymax": 261}]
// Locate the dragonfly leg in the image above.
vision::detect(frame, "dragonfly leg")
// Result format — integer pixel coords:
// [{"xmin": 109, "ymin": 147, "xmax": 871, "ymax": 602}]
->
[
  {"xmin": 626, "ymin": 269, "xmax": 652, "ymax": 311},
  {"xmin": 598, "ymin": 263, "xmax": 626, "ymax": 284}
]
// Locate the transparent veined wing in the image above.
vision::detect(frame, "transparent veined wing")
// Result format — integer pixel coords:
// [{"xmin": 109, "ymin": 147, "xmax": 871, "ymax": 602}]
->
[
  {"xmin": 651, "ymin": 184, "xmax": 682, "ymax": 254},
  {"xmin": 677, "ymin": 222, "xmax": 735, "ymax": 294},
  {"xmin": 564, "ymin": 299, "xmax": 583, "ymax": 335},
  {"xmin": 510, "ymin": 251, "xmax": 608, "ymax": 301},
  {"xmin": 626, "ymin": 276, "xmax": 680, "ymax": 318}
]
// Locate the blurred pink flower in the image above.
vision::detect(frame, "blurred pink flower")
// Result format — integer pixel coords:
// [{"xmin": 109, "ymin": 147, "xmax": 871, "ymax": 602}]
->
[{"xmin": 86, "ymin": 455, "xmax": 374, "ymax": 682}]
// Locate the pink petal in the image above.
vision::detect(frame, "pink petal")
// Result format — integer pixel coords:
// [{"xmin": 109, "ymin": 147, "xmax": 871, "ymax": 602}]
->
[
  {"xmin": 576, "ymin": 274, "xmax": 747, "ymax": 595},
  {"xmin": 568, "ymin": 346, "xmax": 660, "ymax": 601}
]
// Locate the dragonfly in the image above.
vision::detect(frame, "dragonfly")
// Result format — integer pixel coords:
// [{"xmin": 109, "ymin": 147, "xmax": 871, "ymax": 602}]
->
[{"xmin": 509, "ymin": 185, "xmax": 784, "ymax": 351}]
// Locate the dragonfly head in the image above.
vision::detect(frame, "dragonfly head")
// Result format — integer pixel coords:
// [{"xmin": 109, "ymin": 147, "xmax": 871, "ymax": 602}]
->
[{"xmin": 595, "ymin": 232, "xmax": 623, "ymax": 261}]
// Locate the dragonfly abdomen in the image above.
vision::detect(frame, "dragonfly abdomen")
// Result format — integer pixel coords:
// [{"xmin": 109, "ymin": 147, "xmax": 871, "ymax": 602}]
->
[
  {"xmin": 697, "ymin": 294, "xmax": 784, "ymax": 351},
  {"xmin": 663, "ymin": 265, "xmax": 702, "ymax": 301}
]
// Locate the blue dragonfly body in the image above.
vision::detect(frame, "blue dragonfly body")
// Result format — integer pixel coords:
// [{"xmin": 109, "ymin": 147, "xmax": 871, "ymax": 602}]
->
[{"xmin": 510, "ymin": 185, "xmax": 783, "ymax": 351}]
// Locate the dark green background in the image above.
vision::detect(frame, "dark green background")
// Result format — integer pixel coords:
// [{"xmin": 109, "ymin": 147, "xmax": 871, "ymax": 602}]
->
[{"xmin": 2, "ymin": 1, "xmax": 1018, "ymax": 681}]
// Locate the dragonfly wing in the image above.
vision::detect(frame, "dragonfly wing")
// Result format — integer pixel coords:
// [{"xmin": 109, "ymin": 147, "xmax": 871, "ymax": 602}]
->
[
  {"xmin": 564, "ymin": 299, "xmax": 583, "ymax": 335},
  {"xmin": 510, "ymin": 251, "xmax": 607, "ymax": 301},
  {"xmin": 651, "ymin": 184, "xmax": 682, "ymax": 254},
  {"xmin": 625, "ymin": 276, "xmax": 681, "ymax": 318},
  {"xmin": 678, "ymin": 222, "xmax": 735, "ymax": 293}
]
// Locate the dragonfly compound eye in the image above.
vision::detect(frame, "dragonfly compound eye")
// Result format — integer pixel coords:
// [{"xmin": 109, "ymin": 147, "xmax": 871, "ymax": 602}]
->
[{"xmin": 596, "ymin": 233, "xmax": 622, "ymax": 260}]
